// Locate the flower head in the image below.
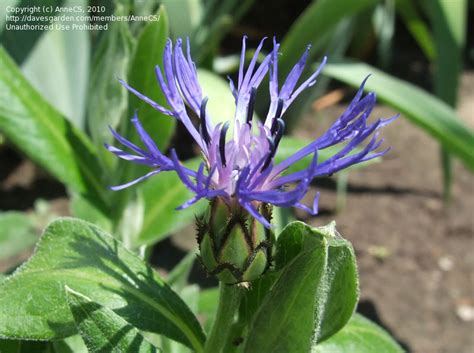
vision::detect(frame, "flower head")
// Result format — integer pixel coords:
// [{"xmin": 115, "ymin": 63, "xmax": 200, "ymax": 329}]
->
[{"xmin": 106, "ymin": 37, "xmax": 396, "ymax": 228}]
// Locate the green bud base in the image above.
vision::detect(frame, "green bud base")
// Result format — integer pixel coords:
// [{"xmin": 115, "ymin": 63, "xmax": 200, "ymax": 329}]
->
[{"xmin": 197, "ymin": 198, "xmax": 273, "ymax": 284}]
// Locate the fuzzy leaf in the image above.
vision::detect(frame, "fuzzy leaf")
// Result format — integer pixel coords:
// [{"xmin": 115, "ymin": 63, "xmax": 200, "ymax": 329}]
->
[
  {"xmin": 65, "ymin": 287, "xmax": 159, "ymax": 353},
  {"xmin": 243, "ymin": 222, "xmax": 358, "ymax": 352},
  {"xmin": 0, "ymin": 212, "xmax": 37, "ymax": 261},
  {"xmin": 313, "ymin": 314, "xmax": 404, "ymax": 353},
  {"xmin": 0, "ymin": 218, "xmax": 205, "ymax": 352}
]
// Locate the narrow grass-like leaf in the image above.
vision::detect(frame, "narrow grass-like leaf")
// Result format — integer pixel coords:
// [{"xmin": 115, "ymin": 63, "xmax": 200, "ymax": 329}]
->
[
  {"xmin": 0, "ymin": 47, "xmax": 109, "ymax": 212},
  {"xmin": 279, "ymin": 0, "xmax": 378, "ymax": 77},
  {"xmin": 431, "ymin": 0, "xmax": 467, "ymax": 199},
  {"xmin": 395, "ymin": 0, "xmax": 435, "ymax": 60},
  {"xmin": 65, "ymin": 287, "xmax": 160, "ymax": 353},
  {"xmin": 323, "ymin": 61, "xmax": 474, "ymax": 170},
  {"xmin": 0, "ymin": 0, "xmax": 64, "ymax": 64},
  {"xmin": 167, "ymin": 251, "xmax": 196, "ymax": 290},
  {"xmin": 197, "ymin": 288, "xmax": 219, "ymax": 333},
  {"xmin": 0, "ymin": 218, "xmax": 205, "ymax": 352},
  {"xmin": 313, "ymin": 314, "xmax": 404, "ymax": 353},
  {"xmin": 127, "ymin": 6, "xmax": 174, "ymax": 152}
]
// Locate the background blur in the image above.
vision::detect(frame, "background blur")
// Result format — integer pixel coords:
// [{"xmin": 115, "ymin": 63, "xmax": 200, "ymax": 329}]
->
[{"xmin": 1, "ymin": 1, "xmax": 473, "ymax": 352}]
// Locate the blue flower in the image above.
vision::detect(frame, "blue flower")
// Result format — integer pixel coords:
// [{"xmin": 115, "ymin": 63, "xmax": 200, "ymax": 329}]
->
[{"xmin": 106, "ymin": 37, "xmax": 396, "ymax": 228}]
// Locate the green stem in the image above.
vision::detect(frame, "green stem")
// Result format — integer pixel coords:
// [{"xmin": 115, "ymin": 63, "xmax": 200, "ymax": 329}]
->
[{"xmin": 204, "ymin": 283, "xmax": 242, "ymax": 353}]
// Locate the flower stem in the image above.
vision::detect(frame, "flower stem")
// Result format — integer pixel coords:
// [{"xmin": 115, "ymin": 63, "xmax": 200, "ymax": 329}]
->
[{"xmin": 204, "ymin": 283, "xmax": 242, "ymax": 353}]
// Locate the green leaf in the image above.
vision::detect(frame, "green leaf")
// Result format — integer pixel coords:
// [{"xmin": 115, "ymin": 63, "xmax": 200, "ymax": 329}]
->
[
  {"xmin": 160, "ymin": 285, "xmax": 200, "ymax": 353},
  {"xmin": 69, "ymin": 193, "xmax": 112, "ymax": 233},
  {"xmin": 21, "ymin": 0, "xmax": 90, "ymax": 128},
  {"xmin": 161, "ymin": 0, "xmax": 202, "ymax": 38},
  {"xmin": 87, "ymin": 4, "xmax": 135, "ymax": 168},
  {"xmin": 167, "ymin": 251, "xmax": 196, "ymax": 290},
  {"xmin": 0, "ymin": 339, "xmax": 53, "ymax": 353},
  {"xmin": 114, "ymin": 7, "xmax": 176, "ymax": 221},
  {"xmin": 52, "ymin": 335, "xmax": 88, "ymax": 353},
  {"xmin": 0, "ymin": 212, "xmax": 37, "ymax": 261},
  {"xmin": 127, "ymin": 6, "xmax": 175, "ymax": 153},
  {"xmin": 197, "ymin": 69, "xmax": 235, "ymax": 124},
  {"xmin": 0, "ymin": 0, "xmax": 64, "ymax": 64},
  {"xmin": 279, "ymin": 0, "xmax": 378, "ymax": 76},
  {"xmin": 0, "ymin": 218, "xmax": 205, "ymax": 352},
  {"xmin": 0, "ymin": 47, "xmax": 109, "ymax": 212},
  {"xmin": 430, "ymin": 0, "xmax": 467, "ymax": 200},
  {"xmin": 136, "ymin": 158, "xmax": 207, "ymax": 246},
  {"xmin": 197, "ymin": 288, "xmax": 219, "ymax": 333},
  {"xmin": 323, "ymin": 61, "xmax": 474, "ymax": 170},
  {"xmin": 243, "ymin": 221, "xmax": 359, "ymax": 352},
  {"xmin": 313, "ymin": 313, "xmax": 404, "ymax": 353},
  {"xmin": 395, "ymin": 0, "xmax": 436, "ymax": 60},
  {"xmin": 65, "ymin": 287, "xmax": 160, "ymax": 353}
]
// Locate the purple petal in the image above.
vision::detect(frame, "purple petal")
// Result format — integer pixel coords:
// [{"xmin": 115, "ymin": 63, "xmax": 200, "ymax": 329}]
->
[{"xmin": 109, "ymin": 170, "xmax": 161, "ymax": 191}]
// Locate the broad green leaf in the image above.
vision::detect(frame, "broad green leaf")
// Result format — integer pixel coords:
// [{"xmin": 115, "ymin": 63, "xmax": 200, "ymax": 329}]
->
[
  {"xmin": 127, "ymin": 6, "xmax": 175, "ymax": 153},
  {"xmin": 21, "ymin": 0, "xmax": 90, "ymax": 128},
  {"xmin": 52, "ymin": 335, "xmax": 88, "ymax": 353},
  {"xmin": 160, "ymin": 285, "xmax": 200, "ymax": 353},
  {"xmin": 197, "ymin": 69, "xmax": 235, "ymax": 124},
  {"xmin": 238, "ymin": 272, "xmax": 279, "ymax": 325},
  {"xmin": 323, "ymin": 61, "xmax": 474, "ymax": 170},
  {"xmin": 0, "ymin": 47, "xmax": 109, "ymax": 212},
  {"xmin": 136, "ymin": 158, "xmax": 207, "ymax": 246},
  {"xmin": 69, "ymin": 193, "xmax": 112, "ymax": 233},
  {"xmin": 0, "ymin": 339, "xmax": 53, "ymax": 353},
  {"xmin": 243, "ymin": 226, "xmax": 327, "ymax": 353},
  {"xmin": 87, "ymin": 4, "xmax": 135, "ymax": 169},
  {"xmin": 0, "ymin": 212, "xmax": 37, "ymax": 260},
  {"xmin": 431, "ymin": 0, "xmax": 466, "ymax": 107},
  {"xmin": 313, "ymin": 314, "xmax": 404, "ymax": 353},
  {"xmin": 0, "ymin": 218, "xmax": 205, "ymax": 352},
  {"xmin": 65, "ymin": 287, "xmax": 160, "ymax": 353},
  {"xmin": 161, "ymin": 0, "xmax": 202, "ymax": 38},
  {"xmin": 275, "ymin": 221, "xmax": 359, "ymax": 342},
  {"xmin": 243, "ymin": 222, "xmax": 358, "ymax": 353}
]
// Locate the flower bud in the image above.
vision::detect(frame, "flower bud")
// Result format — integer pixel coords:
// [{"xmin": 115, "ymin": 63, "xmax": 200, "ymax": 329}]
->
[{"xmin": 197, "ymin": 198, "xmax": 273, "ymax": 284}]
